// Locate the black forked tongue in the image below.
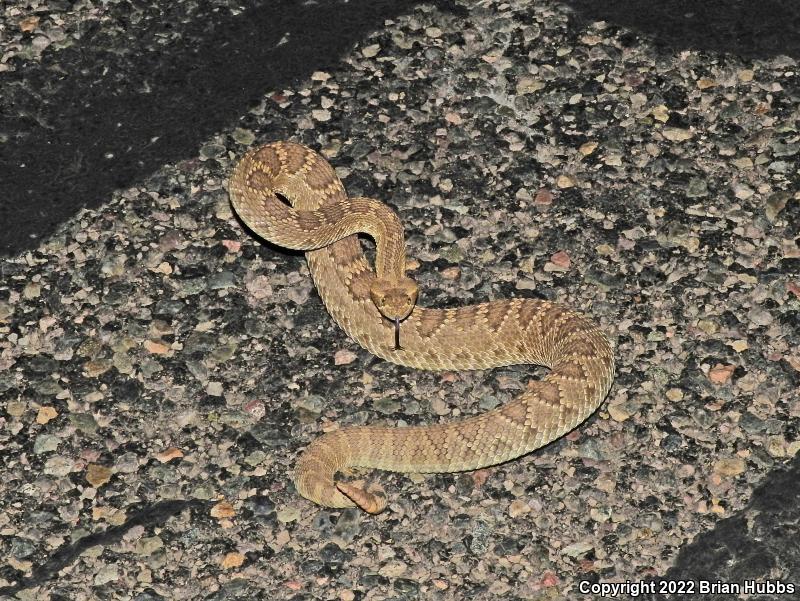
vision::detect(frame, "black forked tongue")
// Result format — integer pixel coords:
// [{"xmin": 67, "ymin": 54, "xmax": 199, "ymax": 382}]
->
[{"xmin": 394, "ymin": 317, "xmax": 401, "ymax": 350}]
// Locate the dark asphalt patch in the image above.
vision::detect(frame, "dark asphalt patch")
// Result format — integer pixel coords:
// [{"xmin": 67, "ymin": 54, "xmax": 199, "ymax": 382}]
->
[{"xmin": 0, "ymin": 0, "xmax": 464, "ymax": 257}]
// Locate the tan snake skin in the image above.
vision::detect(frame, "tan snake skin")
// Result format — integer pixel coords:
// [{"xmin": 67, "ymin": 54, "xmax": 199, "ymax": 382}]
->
[{"xmin": 228, "ymin": 141, "xmax": 615, "ymax": 513}]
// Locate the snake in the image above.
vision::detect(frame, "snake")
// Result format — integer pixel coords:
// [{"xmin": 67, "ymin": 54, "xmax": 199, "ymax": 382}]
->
[{"xmin": 228, "ymin": 141, "xmax": 615, "ymax": 513}]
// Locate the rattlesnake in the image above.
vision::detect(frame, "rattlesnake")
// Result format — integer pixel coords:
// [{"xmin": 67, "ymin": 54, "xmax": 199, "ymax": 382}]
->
[{"xmin": 228, "ymin": 141, "xmax": 615, "ymax": 513}]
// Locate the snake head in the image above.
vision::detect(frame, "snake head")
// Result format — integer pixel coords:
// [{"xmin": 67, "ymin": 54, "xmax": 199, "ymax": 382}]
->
[
  {"xmin": 369, "ymin": 276, "xmax": 419, "ymax": 322},
  {"xmin": 370, "ymin": 277, "xmax": 418, "ymax": 349}
]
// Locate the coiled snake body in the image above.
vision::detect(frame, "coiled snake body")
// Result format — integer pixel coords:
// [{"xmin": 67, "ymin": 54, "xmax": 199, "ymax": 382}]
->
[{"xmin": 229, "ymin": 141, "xmax": 615, "ymax": 513}]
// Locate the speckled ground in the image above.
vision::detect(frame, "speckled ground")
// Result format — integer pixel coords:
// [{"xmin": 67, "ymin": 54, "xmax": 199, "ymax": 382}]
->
[{"xmin": 1, "ymin": 1, "xmax": 799, "ymax": 600}]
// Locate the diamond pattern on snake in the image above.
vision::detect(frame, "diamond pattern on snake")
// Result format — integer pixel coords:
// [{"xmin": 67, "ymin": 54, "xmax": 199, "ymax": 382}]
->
[{"xmin": 228, "ymin": 141, "xmax": 615, "ymax": 513}]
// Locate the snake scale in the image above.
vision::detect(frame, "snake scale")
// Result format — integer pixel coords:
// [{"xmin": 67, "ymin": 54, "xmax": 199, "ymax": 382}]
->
[{"xmin": 228, "ymin": 141, "xmax": 615, "ymax": 513}]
